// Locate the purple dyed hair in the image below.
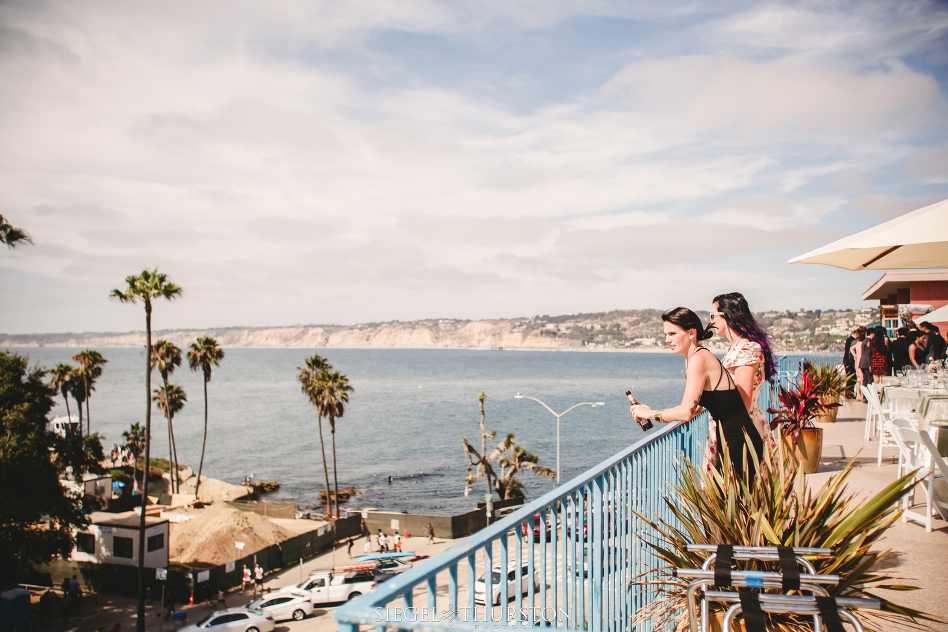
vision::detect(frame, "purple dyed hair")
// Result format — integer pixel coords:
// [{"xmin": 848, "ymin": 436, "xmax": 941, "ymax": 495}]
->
[{"xmin": 712, "ymin": 292, "xmax": 777, "ymax": 381}]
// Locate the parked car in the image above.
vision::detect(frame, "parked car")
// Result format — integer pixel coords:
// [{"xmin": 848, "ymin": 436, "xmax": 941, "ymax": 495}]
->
[
  {"xmin": 181, "ymin": 608, "xmax": 274, "ymax": 632},
  {"xmin": 247, "ymin": 592, "xmax": 313, "ymax": 622},
  {"xmin": 374, "ymin": 557, "xmax": 413, "ymax": 574},
  {"xmin": 473, "ymin": 562, "xmax": 540, "ymax": 605},
  {"xmin": 521, "ymin": 514, "xmax": 551, "ymax": 542},
  {"xmin": 279, "ymin": 563, "xmax": 380, "ymax": 604}
]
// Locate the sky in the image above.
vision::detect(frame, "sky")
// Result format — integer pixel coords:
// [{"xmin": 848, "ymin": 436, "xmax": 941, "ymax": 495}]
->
[{"xmin": 1, "ymin": 1, "xmax": 947, "ymax": 335}]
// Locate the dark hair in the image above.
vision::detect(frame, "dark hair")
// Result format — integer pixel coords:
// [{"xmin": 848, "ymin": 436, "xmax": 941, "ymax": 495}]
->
[
  {"xmin": 870, "ymin": 327, "xmax": 888, "ymax": 354},
  {"xmin": 712, "ymin": 292, "xmax": 777, "ymax": 381},
  {"xmin": 662, "ymin": 307, "xmax": 714, "ymax": 341},
  {"xmin": 855, "ymin": 326, "xmax": 866, "ymax": 334},
  {"xmin": 897, "ymin": 327, "xmax": 909, "ymax": 337}
]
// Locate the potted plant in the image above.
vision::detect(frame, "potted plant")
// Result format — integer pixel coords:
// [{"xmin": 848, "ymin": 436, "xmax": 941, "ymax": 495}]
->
[
  {"xmin": 805, "ymin": 360, "xmax": 849, "ymax": 423},
  {"xmin": 767, "ymin": 361, "xmax": 839, "ymax": 473},
  {"xmin": 632, "ymin": 446, "xmax": 935, "ymax": 632}
]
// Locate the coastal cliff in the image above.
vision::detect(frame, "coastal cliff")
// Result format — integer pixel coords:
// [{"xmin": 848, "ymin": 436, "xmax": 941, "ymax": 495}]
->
[{"xmin": 1, "ymin": 307, "xmax": 865, "ymax": 351}]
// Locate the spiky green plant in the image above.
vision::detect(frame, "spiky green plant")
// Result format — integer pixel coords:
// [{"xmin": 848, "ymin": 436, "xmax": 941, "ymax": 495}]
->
[{"xmin": 632, "ymin": 442, "xmax": 936, "ymax": 631}]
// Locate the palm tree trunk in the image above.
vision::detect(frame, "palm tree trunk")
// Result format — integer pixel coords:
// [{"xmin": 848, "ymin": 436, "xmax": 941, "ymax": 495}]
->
[
  {"xmin": 162, "ymin": 376, "xmax": 174, "ymax": 493},
  {"xmin": 86, "ymin": 383, "xmax": 91, "ymax": 435},
  {"xmin": 63, "ymin": 394, "xmax": 71, "ymax": 429},
  {"xmin": 169, "ymin": 413, "xmax": 180, "ymax": 495},
  {"xmin": 317, "ymin": 415, "xmax": 332, "ymax": 519},
  {"xmin": 330, "ymin": 415, "xmax": 339, "ymax": 519},
  {"xmin": 75, "ymin": 395, "xmax": 84, "ymax": 437},
  {"xmin": 136, "ymin": 304, "xmax": 153, "ymax": 632},
  {"xmin": 196, "ymin": 378, "xmax": 208, "ymax": 501}
]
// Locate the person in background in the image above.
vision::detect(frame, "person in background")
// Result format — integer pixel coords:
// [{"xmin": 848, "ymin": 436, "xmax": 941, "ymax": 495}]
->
[
  {"xmin": 253, "ymin": 563, "xmax": 264, "ymax": 595},
  {"xmin": 919, "ymin": 322, "xmax": 947, "ymax": 361},
  {"xmin": 707, "ymin": 293, "xmax": 777, "ymax": 469},
  {"xmin": 363, "ymin": 538, "xmax": 371, "ymax": 555},
  {"xmin": 843, "ymin": 328, "xmax": 858, "ymax": 398},
  {"xmin": 631, "ymin": 307, "xmax": 764, "ymax": 483},
  {"xmin": 852, "ymin": 327, "xmax": 869, "ymax": 401},
  {"xmin": 346, "ymin": 537, "xmax": 353, "ymax": 558},
  {"xmin": 869, "ymin": 327, "xmax": 891, "ymax": 382},
  {"xmin": 890, "ymin": 327, "xmax": 912, "ymax": 373},
  {"xmin": 241, "ymin": 565, "xmax": 250, "ymax": 594},
  {"xmin": 909, "ymin": 332, "xmax": 928, "ymax": 367}
]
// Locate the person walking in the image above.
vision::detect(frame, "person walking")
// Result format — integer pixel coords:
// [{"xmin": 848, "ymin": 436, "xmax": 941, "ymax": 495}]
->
[
  {"xmin": 253, "ymin": 563, "xmax": 264, "ymax": 595},
  {"xmin": 394, "ymin": 533, "xmax": 401, "ymax": 552},
  {"xmin": 426, "ymin": 523, "xmax": 435, "ymax": 544},
  {"xmin": 69, "ymin": 575, "xmax": 82, "ymax": 614},
  {"xmin": 853, "ymin": 327, "xmax": 871, "ymax": 399},
  {"xmin": 705, "ymin": 292, "xmax": 777, "ymax": 473},
  {"xmin": 631, "ymin": 307, "xmax": 764, "ymax": 484},
  {"xmin": 363, "ymin": 538, "xmax": 371, "ymax": 555},
  {"xmin": 378, "ymin": 532, "xmax": 388, "ymax": 553},
  {"xmin": 843, "ymin": 328, "xmax": 859, "ymax": 397},
  {"xmin": 241, "ymin": 565, "xmax": 251, "ymax": 594},
  {"xmin": 346, "ymin": 537, "xmax": 353, "ymax": 557},
  {"xmin": 216, "ymin": 588, "xmax": 226, "ymax": 608}
]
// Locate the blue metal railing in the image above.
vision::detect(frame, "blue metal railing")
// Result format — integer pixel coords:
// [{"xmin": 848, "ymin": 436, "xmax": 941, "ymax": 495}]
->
[
  {"xmin": 335, "ymin": 414, "xmax": 708, "ymax": 632},
  {"xmin": 335, "ymin": 354, "xmax": 840, "ymax": 632}
]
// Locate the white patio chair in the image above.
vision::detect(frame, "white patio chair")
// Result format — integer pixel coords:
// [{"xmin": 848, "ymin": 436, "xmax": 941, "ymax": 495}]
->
[
  {"xmin": 891, "ymin": 418, "xmax": 920, "ymax": 477},
  {"xmin": 863, "ymin": 385, "xmax": 898, "ymax": 465},
  {"xmin": 885, "ymin": 388, "xmax": 921, "ymax": 424},
  {"xmin": 893, "ymin": 426, "xmax": 948, "ymax": 532}
]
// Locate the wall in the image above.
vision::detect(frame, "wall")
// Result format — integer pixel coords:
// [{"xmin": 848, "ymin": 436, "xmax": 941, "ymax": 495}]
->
[
  {"xmin": 71, "ymin": 522, "xmax": 169, "ymax": 569},
  {"xmin": 226, "ymin": 500, "xmax": 296, "ymax": 519},
  {"xmin": 362, "ymin": 497, "xmax": 524, "ymax": 540}
]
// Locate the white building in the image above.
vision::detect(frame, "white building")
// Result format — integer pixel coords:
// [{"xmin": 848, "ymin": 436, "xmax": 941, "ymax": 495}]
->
[{"xmin": 72, "ymin": 512, "xmax": 169, "ymax": 568}]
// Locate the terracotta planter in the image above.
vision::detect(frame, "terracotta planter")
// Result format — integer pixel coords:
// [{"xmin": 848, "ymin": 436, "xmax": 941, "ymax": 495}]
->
[
  {"xmin": 813, "ymin": 398, "xmax": 840, "ymax": 424},
  {"xmin": 782, "ymin": 427, "xmax": 824, "ymax": 474}
]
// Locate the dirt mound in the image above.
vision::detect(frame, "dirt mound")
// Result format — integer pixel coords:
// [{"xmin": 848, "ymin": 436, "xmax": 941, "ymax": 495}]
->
[{"xmin": 170, "ymin": 503, "xmax": 294, "ymax": 565}]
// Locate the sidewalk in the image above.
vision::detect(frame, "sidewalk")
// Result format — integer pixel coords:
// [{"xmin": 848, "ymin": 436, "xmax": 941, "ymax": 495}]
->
[{"xmin": 810, "ymin": 399, "xmax": 948, "ymax": 632}]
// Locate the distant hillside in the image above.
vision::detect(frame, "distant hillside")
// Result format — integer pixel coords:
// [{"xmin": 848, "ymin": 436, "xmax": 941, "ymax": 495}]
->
[{"xmin": 1, "ymin": 307, "xmax": 871, "ymax": 352}]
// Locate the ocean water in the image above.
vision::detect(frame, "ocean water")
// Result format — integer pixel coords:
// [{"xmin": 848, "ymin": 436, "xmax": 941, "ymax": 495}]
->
[{"xmin": 9, "ymin": 347, "xmax": 690, "ymax": 515}]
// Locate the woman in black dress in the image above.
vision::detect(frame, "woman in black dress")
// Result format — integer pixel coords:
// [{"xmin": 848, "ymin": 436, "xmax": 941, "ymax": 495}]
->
[{"xmin": 630, "ymin": 307, "xmax": 764, "ymax": 483}]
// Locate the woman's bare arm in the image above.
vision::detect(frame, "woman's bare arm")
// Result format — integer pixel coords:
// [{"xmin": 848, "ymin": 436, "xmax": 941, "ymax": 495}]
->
[
  {"xmin": 632, "ymin": 351, "xmax": 709, "ymax": 422},
  {"xmin": 731, "ymin": 364, "xmax": 756, "ymax": 410}
]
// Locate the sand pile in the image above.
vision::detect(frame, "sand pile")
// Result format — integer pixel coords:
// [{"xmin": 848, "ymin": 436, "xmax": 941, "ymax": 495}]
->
[{"xmin": 170, "ymin": 503, "xmax": 295, "ymax": 565}]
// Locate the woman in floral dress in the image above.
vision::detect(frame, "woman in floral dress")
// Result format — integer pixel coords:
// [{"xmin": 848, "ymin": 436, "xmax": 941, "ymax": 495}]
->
[{"xmin": 703, "ymin": 292, "xmax": 777, "ymax": 473}]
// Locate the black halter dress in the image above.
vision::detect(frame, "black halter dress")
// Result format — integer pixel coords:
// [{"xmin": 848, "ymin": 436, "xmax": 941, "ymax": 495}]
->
[{"xmin": 696, "ymin": 348, "xmax": 765, "ymax": 483}]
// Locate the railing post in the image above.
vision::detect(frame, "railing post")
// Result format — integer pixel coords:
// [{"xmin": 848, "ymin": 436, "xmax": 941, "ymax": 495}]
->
[{"xmin": 592, "ymin": 474, "xmax": 603, "ymax": 632}]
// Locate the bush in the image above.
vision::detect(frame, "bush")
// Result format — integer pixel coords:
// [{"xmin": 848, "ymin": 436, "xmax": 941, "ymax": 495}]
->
[{"xmin": 109, "ymin": 469, "xmax": 129, "ymax": 484}]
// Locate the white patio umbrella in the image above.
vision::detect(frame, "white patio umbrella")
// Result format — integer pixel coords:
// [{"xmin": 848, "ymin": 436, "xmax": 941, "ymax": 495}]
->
[
  {"xmin": 788, "ymin": 197, "xmax": 948, "ymax": 270},
  {"xmin": 916, "ymin": 304, "xmax": 948, "ymax": 325}
]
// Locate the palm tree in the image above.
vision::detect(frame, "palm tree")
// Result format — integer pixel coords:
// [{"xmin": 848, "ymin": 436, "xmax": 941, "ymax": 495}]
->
[
  {"xmin": 70, "ymin": 371, "xmax": 87, "ymax": 433},
  {"xmin": 463, "ymin": 432, "xmax": 556, "ymax": 501},
  {"xmin": 123, "ymin": 423, "xmax": 146, "ymax": 493},
  {"xmin": 50, "ymin": 364, "xmax": 76, "ymax": 428},
  {"xmin": 297, "ymin": 354, "xmax": 334, "ymax": 519},
  {"xmin": 152, "ymin": 340, "xmax": 183, "ymax": 493},
  {"xmin": 0, "ymin": 214, "xmax": 33, "ymax": 249},
  {"xmin": 73, "ymin": 350, "xmax": 108, "ymax": 435},
  {"xmin": 316, "ymin": 370, "xmax": 354, "ymax": 519},
  {"xmin": 110, "ymin": 267, "xmax": 182, "ymax": 632},
  {"xmin": 187, "ymin": 337, "xmax": 224, "ymax": 501},
  {"xmin": 153, "ymin": 382, "xmax": 187, "ymax": 490}
]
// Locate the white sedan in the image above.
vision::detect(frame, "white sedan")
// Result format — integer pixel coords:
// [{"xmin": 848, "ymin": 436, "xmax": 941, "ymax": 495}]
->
[
  {"xmin": 181, "ymin": 608, "xmax": 275, "ymax": 632},
  {"xmin": 247, "ymin": 592, "xmax": 314, "ymax": 622},
  {"xmin": 473, "ymin": 562, "xmax": 539, "ymax": 605}
]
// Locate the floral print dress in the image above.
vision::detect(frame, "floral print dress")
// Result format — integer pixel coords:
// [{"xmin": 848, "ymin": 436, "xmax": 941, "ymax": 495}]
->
[{"xmin": 703, "ymin": 341, "xmax": 772, "ymax": 473}]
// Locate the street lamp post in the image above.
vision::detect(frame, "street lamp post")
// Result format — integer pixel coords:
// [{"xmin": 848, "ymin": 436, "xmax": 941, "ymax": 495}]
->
[{"xmin": 514, "ymin": 394, "xmax": 605, "ymax": 485}]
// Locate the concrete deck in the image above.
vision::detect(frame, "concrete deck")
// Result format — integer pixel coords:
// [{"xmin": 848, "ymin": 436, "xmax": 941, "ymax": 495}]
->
[{"xmin": 810, "ymin": 399, "xmax": 948, "ymax": 631}]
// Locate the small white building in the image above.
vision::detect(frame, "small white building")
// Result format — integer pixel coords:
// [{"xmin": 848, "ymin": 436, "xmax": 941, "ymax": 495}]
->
[{"xmin": 72, "ymin": 512, "xmax": 169, "ymax": 568}]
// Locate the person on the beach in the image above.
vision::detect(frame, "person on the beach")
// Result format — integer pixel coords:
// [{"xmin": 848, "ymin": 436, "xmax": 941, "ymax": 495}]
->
[
  {"xmin": 706, "ymin": 293, "xmax": 776, "ymax": 474},
  {"xmin": 631, "ymin": 307, "xmax": 764, "ymax": 484},
  {"xmin": 363, "ymin": 538, "xmax": 371, "ymax": 555},
  {"xmin": 253, "ymin": 563, "xmax": 263, "ymax": 595},
  {"xmin": 378, "ymin": 532, "xmax": 388, "ymax": 552},
  {"xmin": 241, "ymin": 565, "xmax": 250, "ymax": 594},
  {"xmin": 394, "ymin": 533, "xmax": 401, "ymax": 552}
]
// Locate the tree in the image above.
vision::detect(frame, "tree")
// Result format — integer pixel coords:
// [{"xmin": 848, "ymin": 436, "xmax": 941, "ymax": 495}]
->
[
  {"xmin": 297, "ymin": 354, "xmax": 334, "ymax": 519},
  {"xmin": 187, "ymin": 337, "xmax": 224, "ymax": 501},
  {"xmin": 123, "ymin": 422, "xmax": 146, "ymax": 493},
  {"xmin": 69, "ymin": 371, "xmax": 87, "ymax": 433},
  {"xmin": 73, "ymin": 350, "xmax": 108, "ymax": 435},
  {"xmin": 316, "ymin": 369, "xmax": 353, "ymax": 519},
  {"xmin": 462, "ymin": 394, "xmax": 556, "ymax": 502},
  {"xmin": 151, "ymin": 340, "xmax": 183, "ymax": 493},
  {"xmin": 0, "ymin": 351, "xmax": 91, "ymax": 578},
  {"xmin": 153, "ymin": 382, "xmax": 187, "ymax": 488},
  {"xmin": 50, "ymin": 363, "xmax": 76, "ymax": 427},
  {"xmin": 110, "ymin": 267, "xmax": 182, "ymax": 632},
  {"xmin": 0, "ymin": 214, "xmax": 33, "ymax": 249}
]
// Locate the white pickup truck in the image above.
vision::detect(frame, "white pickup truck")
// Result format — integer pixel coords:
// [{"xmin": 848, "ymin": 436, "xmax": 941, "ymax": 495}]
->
[{"xmin": 279, "ymin": 564, "xmax": 379, "ymax": 604}]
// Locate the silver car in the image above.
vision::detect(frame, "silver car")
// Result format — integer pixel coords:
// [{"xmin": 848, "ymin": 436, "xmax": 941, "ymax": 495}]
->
[
  {"xmin": 248, "ymin": 592, "xmax": 314, "ymax": 622},
  {"xmin": 181, "ymin": 608, "xmax": 275, "ymax": 632},
  {"xmin": 473, "ymin": 562, "xmax": 540, "ymax": 605}
]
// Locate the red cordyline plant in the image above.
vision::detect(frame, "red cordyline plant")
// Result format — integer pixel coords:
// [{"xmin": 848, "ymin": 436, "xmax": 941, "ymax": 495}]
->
[{"xmin": 767, "ymin": 361, "xmax": 841, "ymax": 442}]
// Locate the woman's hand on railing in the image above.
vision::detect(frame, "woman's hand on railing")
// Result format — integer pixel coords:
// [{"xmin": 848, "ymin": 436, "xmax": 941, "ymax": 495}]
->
[{"xmin": 630, "ymin": 404, "xmax": 654, "ymax": 421}]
